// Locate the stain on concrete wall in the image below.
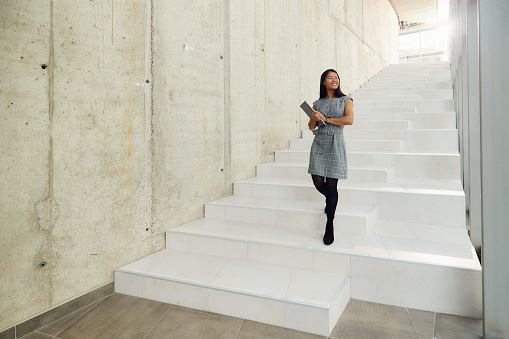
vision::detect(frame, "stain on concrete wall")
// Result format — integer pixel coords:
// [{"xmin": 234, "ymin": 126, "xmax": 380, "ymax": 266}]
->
[{"xmin": 0, "ymin": 0, "xmax": 397, "ymax": 331}]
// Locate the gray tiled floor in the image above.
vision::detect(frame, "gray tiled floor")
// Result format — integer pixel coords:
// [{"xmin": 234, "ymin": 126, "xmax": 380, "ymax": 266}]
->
[{"xmin": 21, "ymin": 293, "xmax": 482, "ymax": 339}]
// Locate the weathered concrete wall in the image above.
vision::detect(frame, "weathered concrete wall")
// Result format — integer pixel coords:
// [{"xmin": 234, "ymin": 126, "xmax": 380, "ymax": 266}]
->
[
  {"xmin": 0, "ymin": 0, "xmax": 397, "ymax": 331},
  {"xmin": 1, "ymin": 0, "xmax": 159, "ymax": 331},
  {"xmin": 152, "ymin": 0, "xmax": 398, "ymax": 231}
]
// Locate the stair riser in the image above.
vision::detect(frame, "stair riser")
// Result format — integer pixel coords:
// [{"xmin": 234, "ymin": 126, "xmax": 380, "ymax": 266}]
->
[
  {"xmin": 350, "ymin": 121, "xmax": 411, "ymax": 129},
  {"xmin": 403, "ymin": 130, "xmax": 458, "ymax": 153},
  {"xmin": 290, "ymin": 139, "xmax": 403, "ymax": 152},
  {"xmin": 417, "ymin": 99, "xmax": 454, "ymax": 112},
  {"xmin": 355, "ymin": 100, "xmax": 418, "ymax": 108},
  {"xmin": 233, "ymin": 182, "xmax": 464, "ymax": 227},
  {"xmin": 204, "ymin": 204, "xmax": 374, "ymax": 233},
  {"xmin": 275, "ymin": 151, "xmax": 460, "ymax": 179},
  {"xmin": 378, "ymin": 191, "xmax": 466, "ymax": 227},
  {"xmin": 344, "ymin": 129, "xmax": 405, "ymax": 140},
  {"xmin": 355, "ymin": 86, "xmax": 425, "ymax": 93},
  {"xmin": 354, "ymin": 94, "xmax": 422, "ymax": 101},
  {"xmin": 234, "ymin": 182, "xmax": 377, "ymax": 205},
  {"xmin": 306, "ymin": 129, "xmax": 457, "ymax": 153},
  {"xmin": 367, "ymin": 75, "xmax": 451, "ymax": 83},
  {"xmin": 353, "ymin": 91, "xmax": 423, "ymax": 98},
  {"xmin": 256, "ymin": 165, "xmax": 392, "ymax": 183},
  {"xmin": 394, "ymin": 153, "xmax": 461, "ymax": 179},
  {"xmin": 347, "ymin": 113, "xmax": 455, "ymax": 129},
  {"xmin": 115, "ymin": 271, "xmax": 350, "ymax": 336},
  {"xmin": 353, "ymin": 89, "xmax": 452, "ymax": 100},
  {"xmin": 165, "ymin": 232, "xmax": 352, "ymax": 273},
  {"xmin": 381, "ymin": 69, "xmax": 450, "ymax": 75},
  {"xmin": 351, "ymin": 256, "xmax": 481, "ymax": 318},
  {"xmin": 303, "ymin": 125, "xmax": 457, "ymax": 139},
  {"xmin": 355, "ymin": 106, "xmax": 416, "ymax": 113}
]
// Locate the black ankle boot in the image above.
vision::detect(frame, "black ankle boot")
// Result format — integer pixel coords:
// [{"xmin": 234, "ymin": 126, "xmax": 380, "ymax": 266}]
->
[{"xmin": 323, "ymin": 220, "xmax": 334, "ymax": 245}]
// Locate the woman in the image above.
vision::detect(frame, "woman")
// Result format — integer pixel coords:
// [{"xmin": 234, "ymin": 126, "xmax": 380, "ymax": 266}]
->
[{"xmin": 308, "ymin": 69, "xmax": 354, "ymax": 245}]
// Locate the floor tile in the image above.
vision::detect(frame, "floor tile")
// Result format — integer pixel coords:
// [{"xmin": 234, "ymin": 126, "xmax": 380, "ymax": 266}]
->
[
  {"xmin": 19, "ymin": 332, "xmax": 53, "ymax": 339},
  {"xmin": 434, "ymin": 313, "xmax": 482, "ymax": 339},
  {"xmin": 236, "ymin": 320, "xmax": 326, "ymax": 339},
  {"xmin": 145, "ymin": 305, "xmax": 242, "ymax": 339},
  {"xmin": 330, "ymin": 299, "xmax": 419, "ymax": 339},
  {"xmin": 407, "ymin": 308, "xmax": 435, "ymax": 339},
  {"xmin": 0, "ymin": 326, "xmax": 15, "ymax": 339},
  {"xmin": 56, "ymin": 294, "xmax": 170, "ymax": 339},
  {"xmin": 38, "ymin": 298, "xmax": 104, "ymax": 336},
  {"xmin": 15, "ymin": 283, "xmax": 114, "ymax": 338}
]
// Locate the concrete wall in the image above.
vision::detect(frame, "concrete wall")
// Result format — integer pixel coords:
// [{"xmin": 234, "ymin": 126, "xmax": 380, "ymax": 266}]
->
[
  {"xmin": 152, "ymin": 0, "xmax": 399, "ymax": 230},
  {"xmin": 0, "ymin": 0, "xmax": 398, "ymax": 331}
]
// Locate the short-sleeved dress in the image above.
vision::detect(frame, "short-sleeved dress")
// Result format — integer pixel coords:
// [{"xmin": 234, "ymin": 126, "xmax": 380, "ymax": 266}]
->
[{"xmin": 308, "ymin": 96, "xmax": 352, "ymax": 179}]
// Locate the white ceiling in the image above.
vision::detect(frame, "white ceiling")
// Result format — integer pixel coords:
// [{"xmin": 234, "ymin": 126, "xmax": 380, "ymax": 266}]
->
[{"xmin": 389, "ymin": 0, "xmax": 438, "ymax": 26}]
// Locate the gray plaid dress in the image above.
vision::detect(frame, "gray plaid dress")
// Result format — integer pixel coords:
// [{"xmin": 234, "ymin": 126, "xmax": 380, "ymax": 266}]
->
[{"xmin": 308, "ymin": 96, "xmax": 352, "ymax": 179}]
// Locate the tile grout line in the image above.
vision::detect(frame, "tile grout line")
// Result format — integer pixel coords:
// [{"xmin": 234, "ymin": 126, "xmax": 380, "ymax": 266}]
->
[
  {"xmin": 51, "ymin": 294, "xmax": 112, "ymax": 338},
  {"xmin": 432, "ymin": 312, "xmax": 437, "ymax": 339},
  {"xmin": 405, "ymin": 307, "xmax": 421, "ymax": 339},
  {"xmin": 142, "ymin": 304, "xmax": 173, "ymax": 339},
  {"xmin": 232, "ymin": 319, "xmax": 244, "ymax": 339}
]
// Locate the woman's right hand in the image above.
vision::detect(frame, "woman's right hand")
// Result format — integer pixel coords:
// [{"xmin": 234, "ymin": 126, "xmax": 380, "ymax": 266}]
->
[{"xmin": 312, "ymin": 111, "xmax": 325, "ymax": 122}]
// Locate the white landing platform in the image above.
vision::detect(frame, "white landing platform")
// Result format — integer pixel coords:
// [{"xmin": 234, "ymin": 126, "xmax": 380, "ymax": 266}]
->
[
  {"xmin": 115, "ymin": 247, "xmax": 350, "ymax": 336},
  {"xmin": 116, "ymin": 62, "xmax": 482, "ymax": 336}
]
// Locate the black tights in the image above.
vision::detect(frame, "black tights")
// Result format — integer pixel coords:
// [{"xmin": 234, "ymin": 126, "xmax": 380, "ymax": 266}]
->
[{"xmin": 311, "ymin": 174, "xmax": 338, "ymax": 223}]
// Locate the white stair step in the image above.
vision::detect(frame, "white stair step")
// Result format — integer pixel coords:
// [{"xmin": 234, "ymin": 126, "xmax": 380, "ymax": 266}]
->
[
  {"xmin": 115, "ymin": 249, "xmax": 350, "ymax": 336},
  {"xmin": 352, "ymin": 91, "xmax": 423, "ymax": 99},
  {"xmin": 353, "ymin": 94, "xmax": 422, "ymax": 101},
  {"xmin": 205, "ymin": 195, "xmax": 378, "ymax": 234},
  {"xmin": 165, "ymin": 218, "xmax": 477, "ymax": 268},
  {"xmin": 275, "ymin": 150, "xmax": 460, "ymax": 179},
  {"xmin": 351, "ymin": 113, "xmax": 456, "ymax": 129},
  {"xmin": 256, "ymin": 161, "xmax": 393, "ymax": 183},
  {"xmin": 353, "ymin": 90, "xmax": 452, "ymax": 101},
  {"xmin": 345, "ymin": 129, "xmax": 406, "ymax": 140},
  {"xmin": 417, "ymin": 99, "xmax": 454, "ymax": 112},
  {"xmin": 352, "ymin": 92, "xmax": 423, "ymax": 100},
  {"xmin": 355, "ymin": 106, "xmax": 417, "ymax": 113},
  {"xmin": 232, "ymin": 176, "xmax": 465, "ymax": 227},
  {"xmin": 367, "ymin": 75, "xmax": 451, "ymax": 84},
  {"xmin": 290, "ymin": 138, "xmax": 403, "ymax": 152},
  {"xmin": 402, "ymin": 129, "xmax": 458, "ymax": 153},
  {"xmin": 425, "ymin": 81, "xmax": 452, "ymax": 90},
  {"xmin": 355, "ymin": 100, "xmax": 419, "ymax": 108},
  {"xmin": 350, "ymin": 120, "xmax": 411, "ymax": 129},
  {"xmin": 420, "ymin": 89, "xmax": 453, "ymax": 100},
  {"xmin": 346, "ymin": 129, "xmax": 458, "ymax": 153},
  {"xmin": 355, "ymin": 86, "xmax": 425, "ymax": 93},
  {"xmin": 348, "ymin": 140, "xmax": 403, "ymax": 152},
  {"xmin": 347, "ymin": 151, "xmax": 460, "ymax": 179}
]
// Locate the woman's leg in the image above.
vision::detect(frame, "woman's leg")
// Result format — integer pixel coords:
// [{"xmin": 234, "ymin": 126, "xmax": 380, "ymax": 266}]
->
[
  {"xmin": 311, "ymin": 174, "xmax": 327, "ymax": 197},
  {"xmin": 323, "ymin": 177, "xmax": 339, "ymax": 245}
]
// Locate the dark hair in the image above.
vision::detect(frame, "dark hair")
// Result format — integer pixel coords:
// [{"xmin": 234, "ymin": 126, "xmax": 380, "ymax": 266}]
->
[{"xmin": 320, "ymin": 69, "xmax": 346, "ymax": 99}]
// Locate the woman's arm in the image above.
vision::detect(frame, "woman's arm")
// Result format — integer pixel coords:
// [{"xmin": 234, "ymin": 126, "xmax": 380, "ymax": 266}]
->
[
  {"xmin": 308, "ymin": 105, "xmax": 326, "ymax": 130},
  {"xmin": 326, "ymin": 98, "xmax": 354, "ymax": 126}
]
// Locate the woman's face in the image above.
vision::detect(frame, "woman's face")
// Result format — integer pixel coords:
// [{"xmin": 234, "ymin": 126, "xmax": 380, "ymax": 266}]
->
[{"xmin": 324, "ymin": 72, "xmax": 339, "ymax": 90}]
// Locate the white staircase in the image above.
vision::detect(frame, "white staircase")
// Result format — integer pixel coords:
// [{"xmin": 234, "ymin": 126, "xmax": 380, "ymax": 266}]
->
[{"xmin": 115, "ymin": 62, "xmax": 482, "ymax": 336}]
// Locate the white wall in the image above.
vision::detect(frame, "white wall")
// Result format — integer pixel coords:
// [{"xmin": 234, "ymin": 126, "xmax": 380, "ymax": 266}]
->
[{"xmin": 450, "ymin": 0, "xmax": 509, "ymax": 337}]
